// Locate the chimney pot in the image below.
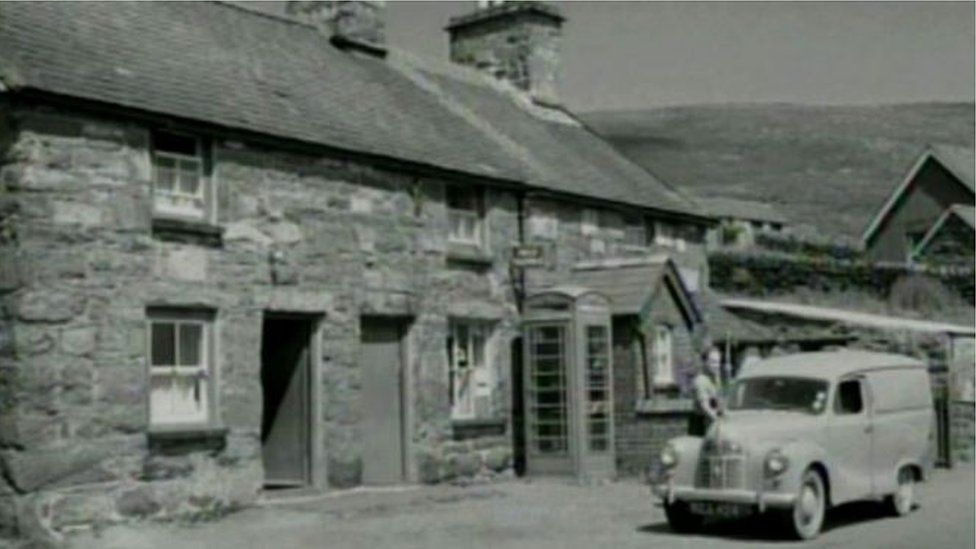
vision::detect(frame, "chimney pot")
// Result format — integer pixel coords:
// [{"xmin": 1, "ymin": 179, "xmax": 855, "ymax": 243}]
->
[
  {"xmin": 288, "ymin": 1, "xmax": 387, "ymax": 55},
  {"xmin": 446, "ymin": 1, "xmax": 565, "ymax": 104}
]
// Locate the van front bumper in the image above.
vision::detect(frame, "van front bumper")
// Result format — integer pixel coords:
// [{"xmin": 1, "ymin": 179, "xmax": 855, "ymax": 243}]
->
[{"xmin": 653, "ymin": 483, "xmax": 796, "ymax": 511}]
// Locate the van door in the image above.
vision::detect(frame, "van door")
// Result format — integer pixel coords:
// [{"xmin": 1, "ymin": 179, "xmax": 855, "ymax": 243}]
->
[{"xmin": 829, "ymin": 376, "xmax": 874, "ymax": 502}]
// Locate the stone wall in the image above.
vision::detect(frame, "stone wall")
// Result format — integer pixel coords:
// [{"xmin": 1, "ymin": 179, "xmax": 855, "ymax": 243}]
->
[
  {"xmin": 521, "ymin": 195, "xmax": 708, "ymax": 295},
  {"xmin": 0, "ymin": 100, "xmax": 522, "ymax": 542},
  {"xmin": 0, "ymin": 99, "xmax": 713, "ymax": 542},
  {"xmin": 611, "ymin": 299, "xmax": 696, "ymax": 477}
]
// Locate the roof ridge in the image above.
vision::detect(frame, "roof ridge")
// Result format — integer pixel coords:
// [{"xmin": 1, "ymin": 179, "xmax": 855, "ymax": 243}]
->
[{"xmin": 211, "ymin": 1, "xmax": 318, "ymax": 30}]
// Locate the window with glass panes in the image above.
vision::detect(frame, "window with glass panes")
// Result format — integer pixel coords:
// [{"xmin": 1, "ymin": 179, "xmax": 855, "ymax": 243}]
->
[
  {"xmin": 446, "ymin": 185, "xmax": 484, "ymax": 245},
  {"xmin": 148, "ymin": 310, "xmax": 214, "ymax": 427},
  {"xmin": 448, "ymin": 320, "xmax": 492, "ymax": 420},
  {"xmin": 652, "ymin": 324, "xmax": 674, "ymax": 386},
  {"xmin": 652, "ymin": 220, "xmax": 687, "ymax": 250},
  {"xmin": 622, "ymin": 213, "xmax": 648, "ymax": 247},
  {"xmin": 151, "ymin": 130, "xmax": 209, "ymax": 220}
]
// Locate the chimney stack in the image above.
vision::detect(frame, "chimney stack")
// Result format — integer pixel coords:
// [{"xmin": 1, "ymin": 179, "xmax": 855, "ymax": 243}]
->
[
  {"xmin": 287, "ymin": 1, "xmax": 386, "ymax": 55},
  {"xmin": 446, "ymin": 1, "xmax": 565, "ymax": 105}
]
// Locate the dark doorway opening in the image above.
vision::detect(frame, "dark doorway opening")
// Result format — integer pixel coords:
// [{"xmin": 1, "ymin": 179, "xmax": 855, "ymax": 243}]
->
[
  {"xmin": 261, "ymin": 314, "xmax": 314, "ymax": 488},
  {"xmin": 511, "ymin": 336, "xmax": 526, "ymax": 476},
  {"xmin": 359, "ymin": 316, "xmax": 409, "ymax": 485}
]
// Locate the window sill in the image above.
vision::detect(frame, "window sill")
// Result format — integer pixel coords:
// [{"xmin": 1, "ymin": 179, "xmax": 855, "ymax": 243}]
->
[
  {"xmin": 152, "ymin": 216, "xmax": 224, "ymax": 247},
  {"xmin": 147, "ymin": 425, "xmax": 228, "ymax": 454},
  {"xmin": 446, "ymin": 242, "xmax": 493, "ymax": 267},
  {"xmin": 635, "ymin": 398, "xmax": 693, "ymax": 416},
  {"xmin": 451, "ymin": 417, "xmax": 506, "ymax": 440}
]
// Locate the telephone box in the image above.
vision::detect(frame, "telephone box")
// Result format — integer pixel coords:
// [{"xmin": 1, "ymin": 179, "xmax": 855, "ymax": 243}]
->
[{"xmin": 522, "ymin": 286, "xmax": 615, "ymax": 481}]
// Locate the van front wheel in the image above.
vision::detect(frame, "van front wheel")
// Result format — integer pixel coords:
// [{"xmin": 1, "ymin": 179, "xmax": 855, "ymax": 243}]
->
[
  {"xmin": 781, "ymin": 468, "xmax": 826, "ymax": 540},
  {"xmin": 663, "ymin": 501, "xmax": 703, "ymax": 533},
  {"xmin": 885, "ymin": 467, "xmax": 916, "ymax": 516}
]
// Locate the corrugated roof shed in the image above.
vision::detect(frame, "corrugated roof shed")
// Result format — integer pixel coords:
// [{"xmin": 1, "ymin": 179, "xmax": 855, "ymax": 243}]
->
[
  {"xmin": 723, "ymin": 298, "xmax": 976, "ymax": 336},
  {"xmin": 0, "ymin": 1, "xmax": 706, "ymax": 220}
]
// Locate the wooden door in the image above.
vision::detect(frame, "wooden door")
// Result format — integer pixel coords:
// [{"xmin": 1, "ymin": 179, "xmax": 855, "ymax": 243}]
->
[
  {"xmin": 261, "ymin": 316, "xmax": 312, "ymax": 487},
  {"xmin": 360, "ymin": 318, "xmax": 407, "ymax": 484}
]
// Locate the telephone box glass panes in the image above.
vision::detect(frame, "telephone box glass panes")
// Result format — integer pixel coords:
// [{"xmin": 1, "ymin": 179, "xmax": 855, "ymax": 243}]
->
[
  {"xmin": 149, "ymin": 320, "xmax": 209, "ymax": 425},
  {"xmin": 586, "ymin": 325, "xmax": 610, "ymax": 452},
  {"xmin": 529, "ymin": 325, "xmax": 568, "ymax": 454}
]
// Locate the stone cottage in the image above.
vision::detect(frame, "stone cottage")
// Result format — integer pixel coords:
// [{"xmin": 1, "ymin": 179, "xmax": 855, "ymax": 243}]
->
[{"xmin": 0, "ymin": 1, "xmax": 714, "ymax": 541}]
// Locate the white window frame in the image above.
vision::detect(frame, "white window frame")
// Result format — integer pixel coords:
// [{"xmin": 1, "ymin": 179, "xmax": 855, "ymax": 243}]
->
[
  {"xmin": 447, "ymin": 186, "xmax": 485, "ymax": 246},
  {"xmin": 147, "ymin": 309, "xmax": 216, "ymax": 429},
  {"xmin": 652, "ymin": 324, "xmax": 675, "ymax": 387},
  {"xmin": 448, "ymin": 319, "xmax": 494, "ymax": 420},
  {"xmin": 151, "ymin": 130, "xmax": 211, "ymax": 222},
  {"xmin": 529, "ymin": 208, "xmax": 559, "ymax": 240}
]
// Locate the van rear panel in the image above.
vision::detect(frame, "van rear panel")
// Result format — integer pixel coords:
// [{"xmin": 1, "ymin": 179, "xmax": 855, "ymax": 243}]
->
[{"xmin": 865, "ymin": 366, "xmax": 934, "ymax": 494}]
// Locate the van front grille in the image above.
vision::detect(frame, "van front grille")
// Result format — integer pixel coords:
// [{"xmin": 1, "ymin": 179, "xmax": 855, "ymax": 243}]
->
[{"xmin": 695, "ymin": 454, "xmax": 746, "ymax": 489}]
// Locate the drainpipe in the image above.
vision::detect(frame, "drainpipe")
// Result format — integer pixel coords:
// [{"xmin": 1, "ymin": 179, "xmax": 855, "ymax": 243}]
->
[{"xmin": 513, "ymin": 192, "xmax": 528, "ymax": 313}]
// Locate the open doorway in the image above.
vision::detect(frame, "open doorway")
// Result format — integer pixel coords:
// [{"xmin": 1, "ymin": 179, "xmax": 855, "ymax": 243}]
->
[{"xmin": 261, "ymin": 314, "xmax": 315, "ymax": 488}]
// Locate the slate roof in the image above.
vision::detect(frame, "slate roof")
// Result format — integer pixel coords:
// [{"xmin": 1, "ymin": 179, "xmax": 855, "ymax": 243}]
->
[
  {"xmin": 568, "ymin": 256, "xmax": 700, "ymax": 322},
  {"xmin": 0, "ymin": 1, "xmax": 705, "ymax": 220},
  {"xmin": 913, "ymin": 204, "xmax": 976, "ymax": 259},
  {"xmin": 931, "ymin": 145, "xmax": 976, "ymax": 193},
  {"xmin": 698, "ymin": 196, "xmax": 788, "ymax": 225},
  {"xmin": 950, "ymin": 204, "xmax": 976, "ymax": 230},
  {"xmin": 696, "ymin": 291, "xmax": 775, "ymax": 343}
]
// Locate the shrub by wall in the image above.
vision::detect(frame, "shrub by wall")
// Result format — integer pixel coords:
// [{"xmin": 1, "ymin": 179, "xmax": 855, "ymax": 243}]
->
[{"xmin": 709, "ymin": 249, "xmax": 974, "ymax": 304}]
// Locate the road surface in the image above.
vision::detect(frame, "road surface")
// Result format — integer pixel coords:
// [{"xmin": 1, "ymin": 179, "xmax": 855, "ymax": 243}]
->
[{"xmin": 71, "ymin": 467, "xmax": 975, "ymax": 549}]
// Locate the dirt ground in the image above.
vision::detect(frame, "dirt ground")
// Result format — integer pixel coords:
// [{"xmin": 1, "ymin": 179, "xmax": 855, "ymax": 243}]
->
[{"xmin": 69, "ymin": 467, "xmax": 975, "ymax": 549}]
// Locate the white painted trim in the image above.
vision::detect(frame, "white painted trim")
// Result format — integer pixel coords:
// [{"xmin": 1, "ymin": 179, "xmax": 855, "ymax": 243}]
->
[
  {"xmin": 861, "ymin": 150, "xmax": 932, "ymax": 246},
  {"xmin": 911, "ymin": 208, "xmax": 955, "ymax": 261}
]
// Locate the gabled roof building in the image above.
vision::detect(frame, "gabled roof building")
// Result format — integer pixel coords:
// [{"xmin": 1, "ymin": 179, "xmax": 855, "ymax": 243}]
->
[{"xmin": 861, "ymin": 144, "xmax": 975, "ymax": 266}]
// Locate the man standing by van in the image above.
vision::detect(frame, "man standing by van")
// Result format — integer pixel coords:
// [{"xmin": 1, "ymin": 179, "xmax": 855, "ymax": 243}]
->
[{"xmin": 690, "ymin": 346, "xmax": 723, "ymax": 436}]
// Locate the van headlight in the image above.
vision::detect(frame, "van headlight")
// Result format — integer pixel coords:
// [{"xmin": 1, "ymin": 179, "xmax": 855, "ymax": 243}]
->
[
  {"xmin": 660, "ymin": 443, "xmax": 679, "ymax": 469},
  {"xmin": 764, "ymin": 449, "xmax": 789, "ymax": 477}
]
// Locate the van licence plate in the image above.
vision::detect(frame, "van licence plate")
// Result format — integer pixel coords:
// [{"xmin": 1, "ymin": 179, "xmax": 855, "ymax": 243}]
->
[{"xmin": 689, "ymin": 502, "xmax": 751, "ymax": 518}]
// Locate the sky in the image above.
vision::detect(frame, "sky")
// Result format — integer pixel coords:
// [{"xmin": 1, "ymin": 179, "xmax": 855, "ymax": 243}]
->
[
  {"xmin": 256, "ymin": 1, "xmax": 976, "ymax": 112},
  {"xmin": 386, "ymin": 1, "xmax": 975, "ymax": 112}
]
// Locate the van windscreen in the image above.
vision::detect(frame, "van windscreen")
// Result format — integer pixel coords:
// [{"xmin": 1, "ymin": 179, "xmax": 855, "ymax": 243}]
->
[{"xmin": 728, "ymin": 377, "xmax": 830, "ymax": 415}]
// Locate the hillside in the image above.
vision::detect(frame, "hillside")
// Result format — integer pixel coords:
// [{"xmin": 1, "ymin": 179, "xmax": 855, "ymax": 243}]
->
[{"xmin": 582, "ymin": 103, "xmax": 975, "ymax": 240}]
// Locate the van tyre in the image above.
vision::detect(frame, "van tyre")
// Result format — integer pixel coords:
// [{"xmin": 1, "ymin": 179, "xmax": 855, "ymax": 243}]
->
[
  {"xmin": 885, "ymin": 467, "xmax": 916, "ymax": 517},
  {"xmin": 781, "ymin": 468, "xmax": 826, "ymax": 540},
  {"xmin": 664, "ymin": 501, "xmax": 704, "ymax": 533}
]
